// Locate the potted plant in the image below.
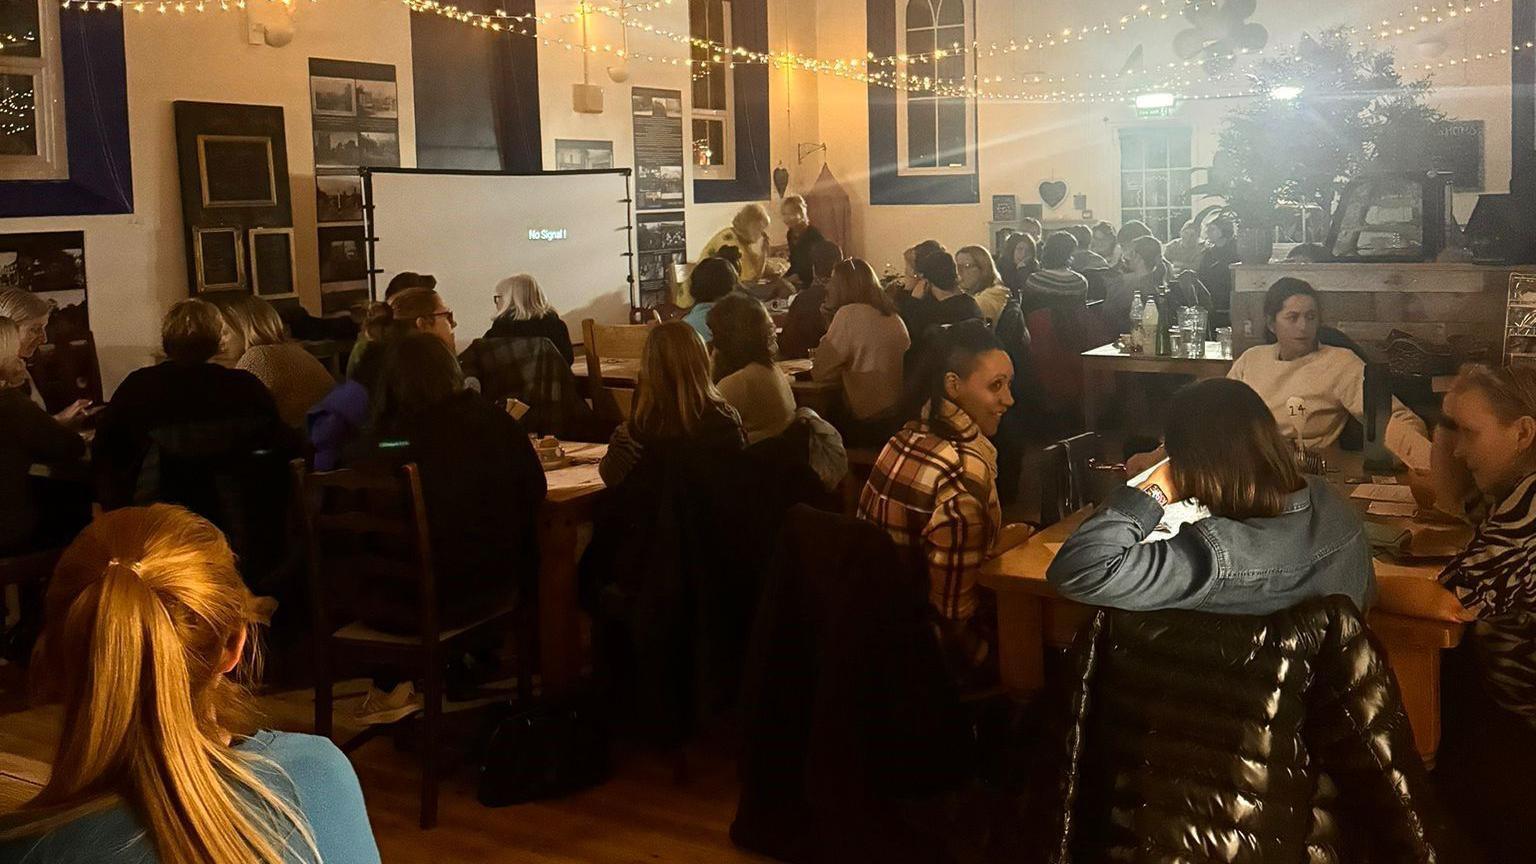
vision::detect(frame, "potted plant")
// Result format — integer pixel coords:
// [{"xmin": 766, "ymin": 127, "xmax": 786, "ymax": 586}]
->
[{"xmin": 1190, "ymin": 28, "xmax": 1459, "ymax": 265}]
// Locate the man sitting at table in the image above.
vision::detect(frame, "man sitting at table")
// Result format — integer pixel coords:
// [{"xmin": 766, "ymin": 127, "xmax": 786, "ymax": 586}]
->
[
  {"xmin": 1412, "ymin": 363, "xmax": 1536, "ymax": 863},
  {"xmin": 1228, "ymin": 277, "xmax": 1430, "ymax": 470},
  {"xmin": 1049, "ymin": 378, "xmax": 1374, "ymax": 615}
]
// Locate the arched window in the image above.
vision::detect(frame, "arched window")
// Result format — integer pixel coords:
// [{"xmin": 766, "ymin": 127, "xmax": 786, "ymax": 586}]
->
[
  {"xmin": 898, "ymin": 0, "xmax": 972, "ymax": 174},
  {"xmin": 0, "ymin": 0, "xmax": 67, "ymax": 180}
]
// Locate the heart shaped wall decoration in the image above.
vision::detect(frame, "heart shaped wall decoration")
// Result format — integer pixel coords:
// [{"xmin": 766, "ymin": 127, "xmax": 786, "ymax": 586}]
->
[{"xmin": 1039, "ymin": 180, "xmax": 1068, "ymax": 209}]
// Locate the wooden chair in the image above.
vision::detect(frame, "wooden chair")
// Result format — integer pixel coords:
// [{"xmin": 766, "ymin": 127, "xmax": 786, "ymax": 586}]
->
[
  {"xmin": 291, "ymin": 460, "xmax": 529, "ymax": 829},
  {"xmin": 1038, "ymin": 432, "xmax": 1124, "ymax": 527},
  {"xmin": 581, "ymin": 318, "xmax": 656, "ymax": 425}
]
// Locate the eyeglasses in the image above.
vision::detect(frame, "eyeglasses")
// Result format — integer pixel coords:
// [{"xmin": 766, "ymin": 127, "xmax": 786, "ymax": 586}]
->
[{"xmin": 425, "ymin": 310, "xmax": 456, "ymax": 328}]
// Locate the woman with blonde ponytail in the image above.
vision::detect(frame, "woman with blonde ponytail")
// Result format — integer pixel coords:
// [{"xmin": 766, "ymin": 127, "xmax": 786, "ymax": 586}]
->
[{"xmin": 0, "ymin": 505, "xmax": 379, "ymax": 863}]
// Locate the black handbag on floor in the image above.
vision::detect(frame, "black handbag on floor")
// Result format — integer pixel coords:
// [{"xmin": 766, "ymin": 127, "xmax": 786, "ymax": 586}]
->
[{"xmin": 476, "ymin": 698, "xmax": 610, "ymax": 806}]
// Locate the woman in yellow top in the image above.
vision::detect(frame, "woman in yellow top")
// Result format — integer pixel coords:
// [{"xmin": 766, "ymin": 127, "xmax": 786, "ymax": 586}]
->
[{"xmin": 682, "ymin": 204, "xmax": 785, "ymax": 306}]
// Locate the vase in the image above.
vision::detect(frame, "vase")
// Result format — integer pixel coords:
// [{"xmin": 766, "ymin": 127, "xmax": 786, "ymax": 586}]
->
[{"xmin": 1237, "ymin": 226, "xmax": 1275, "ymax": 265}]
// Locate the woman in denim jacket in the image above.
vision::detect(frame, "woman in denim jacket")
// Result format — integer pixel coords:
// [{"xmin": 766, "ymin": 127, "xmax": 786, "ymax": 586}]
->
[{"xmin": 1048, "ymin": 378, "xmax": 1374, "ymax": 615}]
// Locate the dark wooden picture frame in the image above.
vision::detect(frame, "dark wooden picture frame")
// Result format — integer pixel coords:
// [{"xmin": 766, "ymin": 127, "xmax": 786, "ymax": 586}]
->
[
  {"xmin": 249, "ymin": 226, "xmax": 297, "ymax": 299},
  {"xmin": 197, "ymin": 134, "xmax": 279, "ymax": 207},
  {"xmin": 193, "ymin": 227, "xmax": 245, "ymax": 292}
]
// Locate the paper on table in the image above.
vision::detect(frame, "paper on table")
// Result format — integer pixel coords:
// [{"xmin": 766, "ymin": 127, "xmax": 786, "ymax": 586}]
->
[
  {"xmin": 1368, "ymin": 501, "xmax": 1419, "ymax": 518},
  {"xmin": 1351, "ymin": 484, "xmax": 1417, "ymax": 504}
]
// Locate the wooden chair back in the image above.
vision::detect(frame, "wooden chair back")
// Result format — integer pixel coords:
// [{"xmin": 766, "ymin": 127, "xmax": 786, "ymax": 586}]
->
[
  {"xmin": 292, "ymin": 459, "xmax": 440, "ymax": 655},
  {"xmin": 581, "ymin": 318, "xmax": 656, "ymax": 424},
  {"xmin": 1039, "ymin": 432, "xmax": 1123, "ymax": 527}
]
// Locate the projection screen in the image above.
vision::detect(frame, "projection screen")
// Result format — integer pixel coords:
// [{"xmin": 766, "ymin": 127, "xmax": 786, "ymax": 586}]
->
[{"xmin": 364, "ymin": 168, "xmax": 634, "ymax": 352}]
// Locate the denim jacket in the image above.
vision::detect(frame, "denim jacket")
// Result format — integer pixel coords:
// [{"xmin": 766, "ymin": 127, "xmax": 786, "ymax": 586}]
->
[{"xmin": 1047, "ymin": 476, "xmax": 1376, "ymax": 614}]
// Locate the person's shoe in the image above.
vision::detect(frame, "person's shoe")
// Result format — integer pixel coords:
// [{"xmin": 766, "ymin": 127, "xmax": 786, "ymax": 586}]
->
[{"xmin": 352, "ymin": 682, "xmax": 422, "ymax": 725}]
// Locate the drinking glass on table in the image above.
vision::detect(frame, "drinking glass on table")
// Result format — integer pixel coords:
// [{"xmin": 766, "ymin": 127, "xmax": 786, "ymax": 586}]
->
[{"xmin": 1216, "ymin": 326, "xmax": 1233, "ymax": 359}]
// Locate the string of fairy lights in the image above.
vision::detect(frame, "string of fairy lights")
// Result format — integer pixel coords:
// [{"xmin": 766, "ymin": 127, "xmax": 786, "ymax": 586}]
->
[{"xmin": 34, "ymin": 0, "xmax": 1530, "ymax": 106}]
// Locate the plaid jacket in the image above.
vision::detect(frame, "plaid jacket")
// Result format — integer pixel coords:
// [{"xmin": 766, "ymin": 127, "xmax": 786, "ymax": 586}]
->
[
  {"xmin": 457, "ymin": 336, "xmax": 593, "ymax": 439},
  {"xmin": 858, "ymin": 401, "xmax": 1002, "ymax": 622}
]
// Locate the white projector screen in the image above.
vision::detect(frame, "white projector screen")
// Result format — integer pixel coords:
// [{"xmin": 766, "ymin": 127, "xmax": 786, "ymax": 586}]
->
[{"xmin": 365, "ymin": 169, "xmax": 634, "ymax": 352}]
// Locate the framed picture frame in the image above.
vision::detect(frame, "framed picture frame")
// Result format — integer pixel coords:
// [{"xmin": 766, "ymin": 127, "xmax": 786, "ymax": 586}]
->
[
  {"xmin": 249, "ymin": 226, "xmax": 296, "ymax": 299},
  {"xmin": 197, "ymin": 134, "xmax": 278, "ymax": 208},
  {"xmin": 193, "ymin": 226, "xmax": 245, "ymax": 292}
]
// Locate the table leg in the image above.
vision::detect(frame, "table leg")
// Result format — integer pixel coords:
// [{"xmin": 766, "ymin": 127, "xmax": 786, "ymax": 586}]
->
[
  {"xmin": 994, "ymin": 592, "xmax": 1046, "ymax": 694},
  {"xmin": 1378, "ymin": 638, "xmax": 1444, "ymax": 768},
  {"xmin": 1082, "ymin": 370, "xmax": 1102, "ymax": 432},
  {"xmin": 537, "ymin": 509, "xmax": 584, "ymax": 698}
]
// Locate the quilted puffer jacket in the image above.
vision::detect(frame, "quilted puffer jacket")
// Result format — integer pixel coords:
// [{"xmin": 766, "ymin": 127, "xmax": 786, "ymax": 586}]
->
[{"xmin": 1035, "ymin": 595, "xmax": 1449, "ymax": 863}]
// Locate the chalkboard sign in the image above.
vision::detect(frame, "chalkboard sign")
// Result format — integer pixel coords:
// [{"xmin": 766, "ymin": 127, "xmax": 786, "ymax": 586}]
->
[
  {"xmin": 992, "ymin": 194, "xmax": 1018, "ymax": 222},
  {"xmin": 1431, "ymin": 120, "xmax": 1485, "ymax": 192}
]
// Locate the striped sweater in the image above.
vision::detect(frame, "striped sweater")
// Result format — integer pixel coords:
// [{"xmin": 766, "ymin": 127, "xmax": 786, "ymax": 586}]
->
[{"xmin": 1440, "ymin": 472, "xmax": 1536, "ymax": 727}]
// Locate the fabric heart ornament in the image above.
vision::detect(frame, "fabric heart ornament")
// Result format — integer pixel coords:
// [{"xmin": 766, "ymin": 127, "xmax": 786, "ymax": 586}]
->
[{"xmin": 1039, "ymin": 180, "xmax": 1068, "ymax": 209}]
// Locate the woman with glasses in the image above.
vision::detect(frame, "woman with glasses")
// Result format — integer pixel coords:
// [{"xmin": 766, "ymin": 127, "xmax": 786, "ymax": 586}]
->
[{"xmin": 384, "ymin": 287, "xmax": 458, "ymax": 352}]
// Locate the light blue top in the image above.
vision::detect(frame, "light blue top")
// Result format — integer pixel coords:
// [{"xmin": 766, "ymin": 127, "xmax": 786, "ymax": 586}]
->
[
  {"xmin": 0, "ymin": 731, "xmax": 380, "ymax": 864},
  {"xmin": 1048, "ymin": 476, "xmax": 1376, "ymax": 615},
  {"xmin": 683, "ymin": 301, "xmax": 716, "ymax": 344}
]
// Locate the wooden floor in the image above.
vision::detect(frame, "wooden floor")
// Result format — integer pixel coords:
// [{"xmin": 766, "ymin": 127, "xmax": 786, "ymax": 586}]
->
[{"xmin": 0, "ymin": 673, "xmax": 771, "ymax": 864}]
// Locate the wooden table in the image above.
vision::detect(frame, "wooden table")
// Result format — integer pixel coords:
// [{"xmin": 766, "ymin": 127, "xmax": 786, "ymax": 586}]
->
[
  {"xmin": 981, "ymin": 486, "xmax": 1468, "ymax": 764},
  {"xmin": 536, "ymin": 442, "xmax": 607, "ymax": 697},
  {"xmin": 571, "ymin": 356, "xmax": 840, "ymax": 415},
  {"xmin": 1081, "ymin": 342, "xmax": 1234, "ymax": 430}
]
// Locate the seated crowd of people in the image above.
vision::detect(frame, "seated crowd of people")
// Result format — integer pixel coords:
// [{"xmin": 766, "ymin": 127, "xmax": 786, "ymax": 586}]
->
[{"xmin": 0, "ymin": 204, "xmax": 1532, "ymax": 864}]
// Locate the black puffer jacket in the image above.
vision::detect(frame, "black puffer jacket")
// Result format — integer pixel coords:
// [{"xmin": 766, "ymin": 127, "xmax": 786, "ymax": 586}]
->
[{"xmin": 1034, "ymin": 595, "xmax": 1449, "ymax": 863}]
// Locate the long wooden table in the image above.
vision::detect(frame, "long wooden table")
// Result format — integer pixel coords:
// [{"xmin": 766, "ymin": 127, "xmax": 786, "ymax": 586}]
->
[
  {"xmin": 981, "ymin": 483, "xmax": 1468, "ymax": 764},
  {"xmin": 536, "ymin": 442, "xmax": 607, "ymax": 697},
  {"xmin": 1081, "ymin": 342, "xmax": 1234, "ymax": 430}
]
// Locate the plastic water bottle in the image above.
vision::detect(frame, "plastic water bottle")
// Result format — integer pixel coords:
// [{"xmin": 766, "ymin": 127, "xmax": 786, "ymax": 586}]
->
[{"xmin": 1129, "ymin": 292, "xmax": 1145, "ymax": 344}]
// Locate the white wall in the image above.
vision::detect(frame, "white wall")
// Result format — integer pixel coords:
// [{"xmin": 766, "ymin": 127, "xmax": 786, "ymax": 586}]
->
[
  {"xmin": 534, "ymin": 0, "xmax": 820, "ymax": 259},
  {"xmin": 0, "ymin": 4, "xmax": 416, "ymax": 395},
  {"xmin": 812, "ymin": 0, "xmax": 1514, "ymax": 268}
]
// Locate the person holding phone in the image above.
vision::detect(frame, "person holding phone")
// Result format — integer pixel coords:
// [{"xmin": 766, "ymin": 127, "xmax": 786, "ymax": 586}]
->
[
  {"xmin": 0, "ymin": 288, "xmax": 92, "ymax": 426},
  {"xmin": 1048, "ymin": 378, "xmax": 1374, "ymax": 614}
]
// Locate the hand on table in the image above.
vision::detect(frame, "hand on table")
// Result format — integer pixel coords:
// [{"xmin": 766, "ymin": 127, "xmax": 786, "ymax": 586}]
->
[
  {"xmin": 993, "ymin": 522, "xmax": 1034, "ymax": 555},
  {"xmin": 1372, "ymin": 576, "xmax": 1478, "ymax": 623}
]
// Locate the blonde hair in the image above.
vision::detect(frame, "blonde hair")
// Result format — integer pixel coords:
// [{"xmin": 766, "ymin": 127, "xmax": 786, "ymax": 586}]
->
[
  {"xmin": 1452, "ymin": 363, "xmax": 1536, "ymax": 426},
  {"xmin": 782, "ymin": 194, "xmax": 807, "ymax": 214},
  {"xmin": 2, "ymin": 505, "xmax": 319, "ymax": 864},
  {"xmin": 206, "ymin": 293, "xmax": 287, "ymax": 359},
  {"xmin": 632, "ymin": 321, "xmax": 731, "ymax": 440},
  {"xmin": 493, "ymin": 274, "xmax": 555, "ymax": 321},
  {"xmin": 0, "ymin": 287, "xmax": 53, "ymax": 324},
  {"xmin": 732, "ymin": 203, "xmax": 771, "ymax": 237},
  {"xmin": 0, "ymin": 316, "xmax": 27, "ymax": 387},
  {"xmin": 955, "ymin": 245, "xmax": 1003, "ymax": 292},
  {"xmin": 827, "ymin": 258, "xmax": 895, "ymax": 316}
]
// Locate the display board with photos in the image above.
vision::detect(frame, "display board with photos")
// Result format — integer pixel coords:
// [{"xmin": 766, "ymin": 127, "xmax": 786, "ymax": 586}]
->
[
  {"xmin": 310, "ymin": 58, "xmax": 399, "ymax": 315},
  {"xmin": 0, "ymin": 230, "xmax": 101, "ymax": 405},
  {"xmin": 172, "ymin": 101, "xmax": 293, "ymax": 296}
]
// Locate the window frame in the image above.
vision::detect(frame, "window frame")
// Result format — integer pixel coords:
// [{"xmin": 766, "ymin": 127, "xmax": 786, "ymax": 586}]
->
[
  {"xmin": 1117, "ymin": 125, "xmax": 1193, "ymax": 243},
  {"xmin": 895, "ymin": 0, "xmax": 975, "ymax": 177},
  {"xmin": 0, "ymin": 0, "xmax": 67, "ymax": 180},
  {"xmin": 689, "ymin": 0, "xmax": 735, "ymax": 182}
]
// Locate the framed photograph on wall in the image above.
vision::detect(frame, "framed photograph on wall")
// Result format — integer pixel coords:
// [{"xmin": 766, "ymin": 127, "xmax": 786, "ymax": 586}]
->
[
  {"xmin": 197, "ymin": 134, "xmax": 278, "ymax": 208},
  {"xmin": 193, "ymin": 226, "xmax": 245, "ymax": 292},
  {"xmin": 249, "ymin": 227, "xmax": 296, "ymax": 299}
]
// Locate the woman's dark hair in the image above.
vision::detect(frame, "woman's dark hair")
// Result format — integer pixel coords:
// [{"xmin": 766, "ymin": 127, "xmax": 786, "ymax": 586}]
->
[
  {"xmin": 160, "ymin": 299, "xmax": 223, "ymax": 364},
  {"xmin": 368, "ymin": 332, "xmax": 464, "ymax": 436},
  {"xmin": 914, "ymin": 249, "xmax": 959, "ymax": 292},
  {"xmin": 1208, "ymin": 218, "xmax": 1236, "ymax": 242},
  {"xmin": 1092, "ymin": 221, "xmax": 1116, "ymax": 241},
  {"xmin": 691, "ymin": 256, "xmax": 739, "ymax": 303},
  {"xmin": 384, "ymin": 271, "xmax": 436, "ymax": 300},
  {"xmin": 809, "ymin": 239, "xmax": 843, "ymax": 279},
  {"xmin": 912, "ymin": 239, "xmax": 946, "ymax": 261},
  {"xmin": 1164, "ymin": 378, "xmax": 1304, "ymax": 520},
  {"xmin": 1262, "ymin": 277, "xmax": 1321, "ymax": 323},
  {"xmin": 707, "ymin": 292, "xmax": 775, "ymax": 382},
  {"xmin": 1065, "ymin": 225, "xmax": 1094, "ymax": 251},
  {"xmin": 900, "ymin": 319, "xmax": 1005, "ymax": 442},
  {"xmin": 1118, "ymin": 220, "xmax": 1153, "ymax": 247},
  {"xmin": 1040, "ymin": 231, "xmax": 1077, "ymax": 270},
  {"xmin": 1130, "ymin": 235, "xmax": 1169, "ymax": 284}
]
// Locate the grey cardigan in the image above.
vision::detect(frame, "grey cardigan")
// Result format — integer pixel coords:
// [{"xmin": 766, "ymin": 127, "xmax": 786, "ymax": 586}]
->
[{"xmin": 1047, "ymin": 476, "xmax": 1376, "ymax": 614}]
